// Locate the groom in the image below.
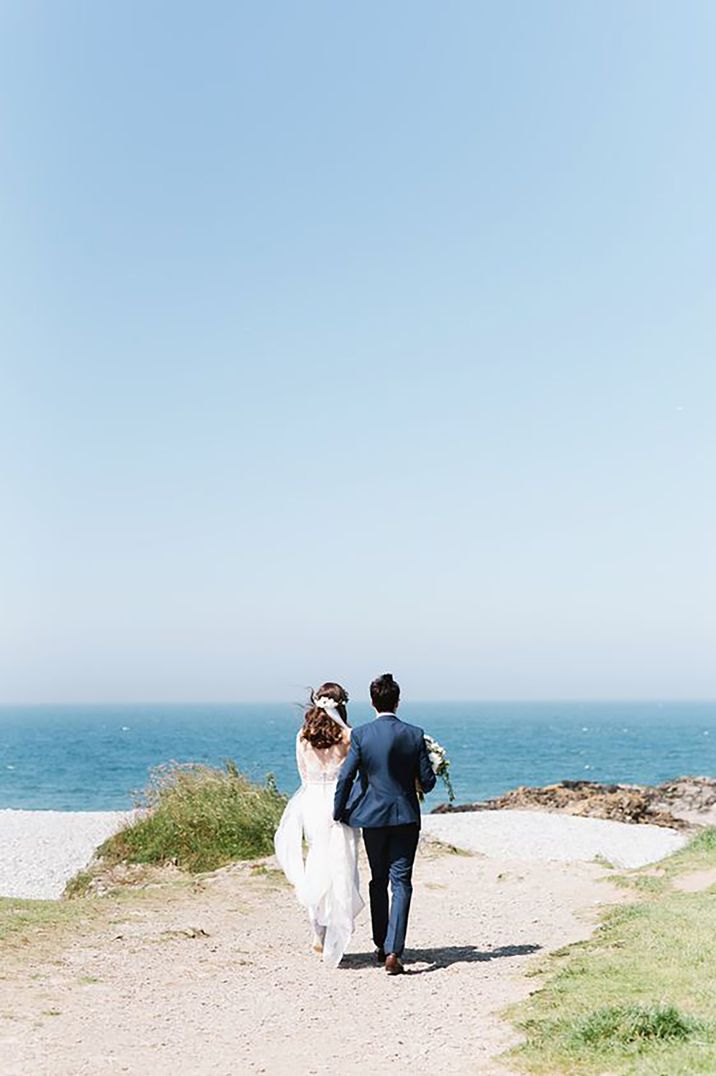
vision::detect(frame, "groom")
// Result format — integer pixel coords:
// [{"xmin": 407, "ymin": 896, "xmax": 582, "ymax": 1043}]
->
[{"xmin": 333, "ymin": 673, "xmax": 436, "ymax": 974}]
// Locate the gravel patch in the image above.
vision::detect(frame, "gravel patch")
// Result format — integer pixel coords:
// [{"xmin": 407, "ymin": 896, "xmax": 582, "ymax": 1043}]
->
[
  {"xmin": 0, "ymin": 809, "xmax": 134, "ymax": 900},
  {"xmin": 423, "ymin": 808, "xmax": 687, "ymax": 868},
  {"xmin": 1, "ymin": 806, "xmax": 687, "ymax": 903}
]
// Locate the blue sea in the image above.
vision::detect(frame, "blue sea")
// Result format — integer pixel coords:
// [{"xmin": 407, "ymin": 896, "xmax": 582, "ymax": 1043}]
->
[{"xmin": 1, "ymin": 701, "xmax": 715, "ymax": 812}]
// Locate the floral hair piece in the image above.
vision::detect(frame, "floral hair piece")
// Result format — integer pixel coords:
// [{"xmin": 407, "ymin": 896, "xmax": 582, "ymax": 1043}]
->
[{"xmin": 311, "ymin": 692, "xmax": 349, "ymax": 731}]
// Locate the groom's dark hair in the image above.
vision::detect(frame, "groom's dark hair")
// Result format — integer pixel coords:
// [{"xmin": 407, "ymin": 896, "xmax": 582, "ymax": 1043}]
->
[{"xmin": 370, "ymin": 672, "xmax": 400, "ymax": 712}]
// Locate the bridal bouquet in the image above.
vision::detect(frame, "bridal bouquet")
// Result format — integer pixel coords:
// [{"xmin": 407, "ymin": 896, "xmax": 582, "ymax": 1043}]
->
[{"xmin": 421, "ymin": 734, "xmax": 455, "ymax": 803}]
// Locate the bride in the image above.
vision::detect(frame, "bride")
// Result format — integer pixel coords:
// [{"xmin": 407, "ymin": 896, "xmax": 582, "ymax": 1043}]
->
[{"xmin": 274, "ymin": 682, "xmax": 364, "ymax": 967}]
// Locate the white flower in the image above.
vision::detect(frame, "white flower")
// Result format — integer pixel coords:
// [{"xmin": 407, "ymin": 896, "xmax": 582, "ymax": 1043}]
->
[
  {"xmin": 423, "ymin": 734, "xmax": 455, "ymax": 801},
  {"xmin": 313, "ymin": 695, "xmax": 339, "ymax": 711},
  {"xmin": 311, "ymin": 694, "xmax": 349, "ymax": 731}
]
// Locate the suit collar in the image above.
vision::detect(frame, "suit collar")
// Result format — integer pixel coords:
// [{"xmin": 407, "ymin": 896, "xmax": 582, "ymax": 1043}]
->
[{"xmin": 376, "ymin": 711, "xmax": 397, "ymax": 719}]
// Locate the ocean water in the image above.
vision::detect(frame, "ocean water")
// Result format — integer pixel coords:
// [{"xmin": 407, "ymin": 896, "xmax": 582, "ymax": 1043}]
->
[{"xmin": 1, "ymin": 701, "xmax": 715, "ymax": 812}]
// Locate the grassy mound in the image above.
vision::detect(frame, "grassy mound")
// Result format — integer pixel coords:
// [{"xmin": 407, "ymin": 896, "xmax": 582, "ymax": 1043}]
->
[
  {"xmin": 97, "ymin": 761, "xmax": 286, "ymax": 873},
  {"xmin": 512, "ymin": 828, "xmax": 716, "ymax": 1074}
]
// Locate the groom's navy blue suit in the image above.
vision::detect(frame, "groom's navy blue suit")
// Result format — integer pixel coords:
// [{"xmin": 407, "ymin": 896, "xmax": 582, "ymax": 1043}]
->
[{"xmin": 333, "ymin": 712, "xmax": 436, "ymax": 957}]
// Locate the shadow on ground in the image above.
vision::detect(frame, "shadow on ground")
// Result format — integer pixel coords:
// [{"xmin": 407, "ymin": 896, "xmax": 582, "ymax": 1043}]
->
[{"xmin": 341, "ymin": 942, "xmax": 541, "ymax": 973}]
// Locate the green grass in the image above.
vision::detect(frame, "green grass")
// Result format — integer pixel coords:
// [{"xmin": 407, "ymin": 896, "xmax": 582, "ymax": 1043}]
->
[
  {"xmin": 63, "ymin": 871, "xmax": 95, "ymax": 899},
  {"xmin": 571, "ymin": 1004, "xmax": 699, "ymax": 1048},
  {"xmin": 592, "ymin": 853, "xmax": 615, "ymax": 870},
  {"xmin": 96, "ymin": 761, "xmax": 287, "ymax": 873},
  {"xmin": 0, "ymin": 896, "xmax": 90, "ymax": 944},
  {"xmin": 659, "ymin": 826, "xmax": 716, "ymax": 877},
  {"xmin": 511, "ymin": 827, "xmax": 716, "ymax": 1074}
]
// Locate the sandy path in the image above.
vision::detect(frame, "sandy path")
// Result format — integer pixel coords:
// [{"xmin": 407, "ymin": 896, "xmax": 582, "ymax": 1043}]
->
[{"xmin": 0, "ymin": 840, "xmax": 622, "ymax": 1076}]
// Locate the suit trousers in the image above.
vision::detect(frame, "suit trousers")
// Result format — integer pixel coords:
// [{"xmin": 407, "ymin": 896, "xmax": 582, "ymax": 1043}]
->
[{"xmin": 362, "ymin": 823, "xmax": 420, "ymax": 958}]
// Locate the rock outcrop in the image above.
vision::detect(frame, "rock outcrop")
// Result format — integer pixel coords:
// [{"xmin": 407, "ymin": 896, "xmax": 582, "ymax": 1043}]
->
[{"xmin": 432, "ymin": 776, "xmax": 716, "ymax": 830}]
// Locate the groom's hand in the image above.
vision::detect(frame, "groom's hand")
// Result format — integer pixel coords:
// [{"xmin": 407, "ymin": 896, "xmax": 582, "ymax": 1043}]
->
[{"xmin": 417, "ymin": 733, "xmax": 437, "ymax": 794}]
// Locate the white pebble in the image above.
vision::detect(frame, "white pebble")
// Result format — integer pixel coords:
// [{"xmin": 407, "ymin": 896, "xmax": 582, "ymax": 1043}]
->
[
  {"xmin": 0, "ymin": 809, "xmax": 135, "ymax": 899},
  {"xmin": 422, "ymin": 809, "xmax": 686, "ymax": 869}
]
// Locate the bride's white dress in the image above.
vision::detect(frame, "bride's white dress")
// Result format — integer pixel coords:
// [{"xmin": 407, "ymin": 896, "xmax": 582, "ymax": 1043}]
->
[{"xmin": 274, "ymin": 733, "xmax": 364, "ymax": 967}]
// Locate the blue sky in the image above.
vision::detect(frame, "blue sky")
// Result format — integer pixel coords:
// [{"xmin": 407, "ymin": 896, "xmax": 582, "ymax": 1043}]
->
[{"xmin": 1, "ymin": 1, "xmax": 714, "ymax": 702}]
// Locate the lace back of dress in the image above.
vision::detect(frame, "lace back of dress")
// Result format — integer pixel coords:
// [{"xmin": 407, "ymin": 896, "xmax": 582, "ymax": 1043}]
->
[{"xmin": 297, "ymin": 735, "xmax": 349, "ymax": 784}]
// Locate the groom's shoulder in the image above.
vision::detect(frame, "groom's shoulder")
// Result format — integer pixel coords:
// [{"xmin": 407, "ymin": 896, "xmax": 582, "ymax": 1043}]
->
[{"xmin": 396, "ymin": 716, "xmax": 425, "ymax": 739}]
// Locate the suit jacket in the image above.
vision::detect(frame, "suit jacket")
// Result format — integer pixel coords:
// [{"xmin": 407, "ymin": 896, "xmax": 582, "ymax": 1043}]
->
[{"xmin": 333, "ymin": 713, "xmax": 437, "ymax": 829}]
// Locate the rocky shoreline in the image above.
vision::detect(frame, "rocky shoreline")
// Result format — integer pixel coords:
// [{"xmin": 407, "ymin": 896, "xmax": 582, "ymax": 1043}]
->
[{"xmin": 432, "ymin": 775, "xmax": 716, "ymax": 830}]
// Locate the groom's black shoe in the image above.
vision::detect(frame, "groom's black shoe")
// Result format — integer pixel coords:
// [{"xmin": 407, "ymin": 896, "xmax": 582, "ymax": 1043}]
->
[
  {"xmin": 374, "ymin": 947, "xmax": 386, "ymax": 963},
  {"xmin": 385, "ymin": 954, "xmax": 405, "ymax": 975}
]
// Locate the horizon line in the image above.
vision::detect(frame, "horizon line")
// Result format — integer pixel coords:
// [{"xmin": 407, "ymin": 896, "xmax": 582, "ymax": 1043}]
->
[{"xmin": 1, "ymin": 697, "xmax": 715, "ymax": 708}]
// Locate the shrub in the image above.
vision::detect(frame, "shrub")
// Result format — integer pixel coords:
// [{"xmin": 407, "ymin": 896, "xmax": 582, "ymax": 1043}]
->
[{"xmin": 98, "ymin": 761, "xmax": 286, "ymax": 872}]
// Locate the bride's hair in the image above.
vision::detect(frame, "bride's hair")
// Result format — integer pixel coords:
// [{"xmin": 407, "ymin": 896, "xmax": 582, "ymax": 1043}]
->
[{"xmin": 301, "ymin": 681, "xmax": 350, "ymax": 748}]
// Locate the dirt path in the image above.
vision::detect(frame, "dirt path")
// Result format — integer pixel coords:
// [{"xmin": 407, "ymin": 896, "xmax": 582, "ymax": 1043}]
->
[{"xmin": 0, "ymin": 841, "xmax": 621, "ymax": 1075}]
